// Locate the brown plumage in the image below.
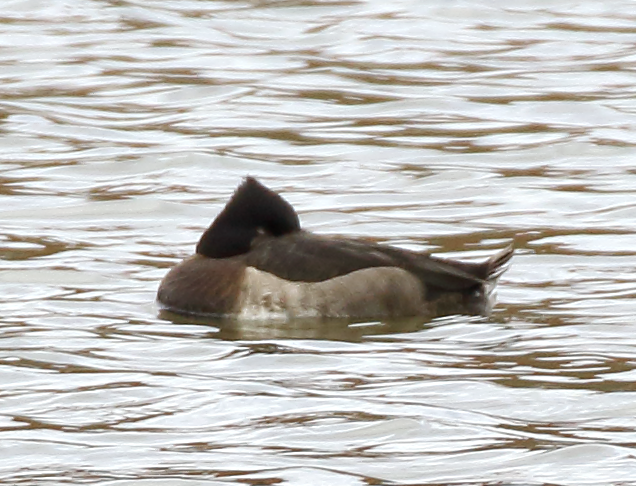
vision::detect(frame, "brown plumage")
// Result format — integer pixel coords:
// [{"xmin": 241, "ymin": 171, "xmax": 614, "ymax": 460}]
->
[{"xmin": 157, "ymin": 177, "xmax": 513, "ymax": 320}]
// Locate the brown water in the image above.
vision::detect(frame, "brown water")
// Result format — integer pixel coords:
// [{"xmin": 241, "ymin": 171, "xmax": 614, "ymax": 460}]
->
[{"xmin": 2, "ymin": 1, "xmax": 636, "ymax": 485}]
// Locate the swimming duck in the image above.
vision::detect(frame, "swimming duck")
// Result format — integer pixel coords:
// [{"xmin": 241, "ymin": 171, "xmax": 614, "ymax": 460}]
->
[{"xmin": 157, "ymin": 177, "xmax": 513, "ymax": 320}]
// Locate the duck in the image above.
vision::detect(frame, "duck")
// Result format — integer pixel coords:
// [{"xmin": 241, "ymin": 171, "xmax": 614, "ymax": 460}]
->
[{"xmin": 157, "ymin": 177, "xmax": 513, "ymax": 320}]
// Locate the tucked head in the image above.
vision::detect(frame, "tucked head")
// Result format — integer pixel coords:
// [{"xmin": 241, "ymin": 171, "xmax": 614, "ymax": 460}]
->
[{"xmin": 196, "ymin": 177, "xmax": 301, "ymax": 259}]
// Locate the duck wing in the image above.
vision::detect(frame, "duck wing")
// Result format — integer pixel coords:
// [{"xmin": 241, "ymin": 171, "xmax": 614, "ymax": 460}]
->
[
  {"xmin": 245, "ymin": 231, "xmax": 511, "ymax": 290},
  {"xmin": 245, "ymin": 231, "xmax": 397, "ymax": 282}
]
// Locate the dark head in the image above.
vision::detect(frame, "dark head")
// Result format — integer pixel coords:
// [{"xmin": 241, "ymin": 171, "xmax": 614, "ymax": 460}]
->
[{"xmin": 196, "ymin": 177, "xmax": 301, "ymax": 258}]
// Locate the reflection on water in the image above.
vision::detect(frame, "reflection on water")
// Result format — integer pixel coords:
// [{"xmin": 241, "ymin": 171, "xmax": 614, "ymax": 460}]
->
[
  {"xmin": 160, "ymin": 309, "xmax": 456, "ymax": 341},
  {"xmin": 2, "ymin": 0, "xmax": 636, "ymax": 484}
]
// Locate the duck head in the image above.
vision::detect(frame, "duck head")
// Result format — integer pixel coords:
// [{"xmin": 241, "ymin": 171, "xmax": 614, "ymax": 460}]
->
[{"xmin": 195, "ymin": 177, "xmax": 301, "ymax": 259}]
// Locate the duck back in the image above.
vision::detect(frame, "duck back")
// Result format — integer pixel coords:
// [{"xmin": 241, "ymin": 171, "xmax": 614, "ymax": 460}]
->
[{"xmin": 245, "ymin": 231, "xmax": 512, "ymax": 291}]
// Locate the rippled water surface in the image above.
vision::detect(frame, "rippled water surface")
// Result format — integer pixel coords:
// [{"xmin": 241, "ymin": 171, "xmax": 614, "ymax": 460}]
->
[{"xmin": 2, "ymin": 1, "xmax": 636, "ymax": 484}]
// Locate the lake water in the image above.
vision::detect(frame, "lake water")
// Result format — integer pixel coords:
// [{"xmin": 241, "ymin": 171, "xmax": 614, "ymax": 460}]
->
[{"xmin": 2, "ymin": 1, "xmax": 636, "ymax": 485}]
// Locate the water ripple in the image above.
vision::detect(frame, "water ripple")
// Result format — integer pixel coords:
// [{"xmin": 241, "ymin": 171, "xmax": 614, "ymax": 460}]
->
[{"xmin": 2, "ymin": 0, "xmax": 636, "ymax": 484}]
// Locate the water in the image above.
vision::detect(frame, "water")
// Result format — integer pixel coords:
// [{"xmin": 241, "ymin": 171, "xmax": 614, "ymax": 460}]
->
[{"xmin": 2, "ymin": 0, "xmax": 636, "ymax": 484}]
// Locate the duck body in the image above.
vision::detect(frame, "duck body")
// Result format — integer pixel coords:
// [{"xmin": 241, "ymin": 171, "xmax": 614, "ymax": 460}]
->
[{"xmin": 157, "ymin": 178, "xmax": 513, "ymax": 320}]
